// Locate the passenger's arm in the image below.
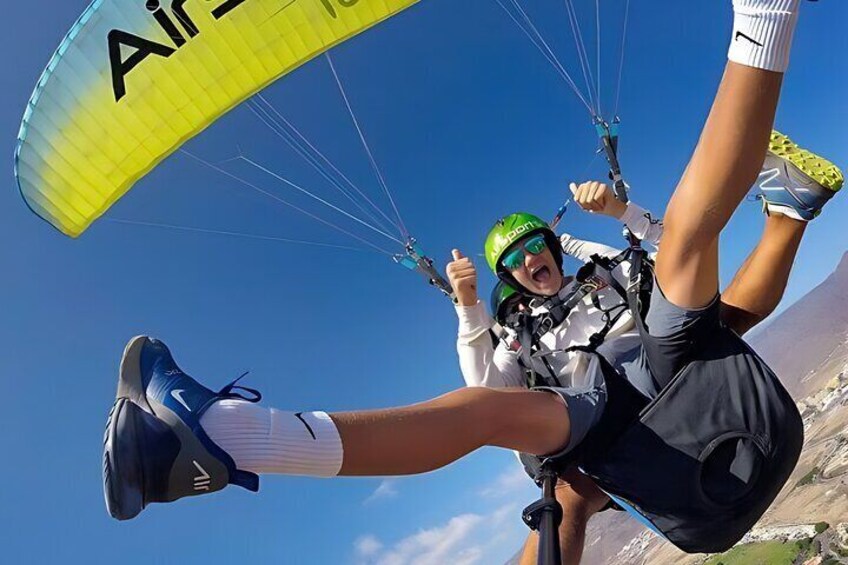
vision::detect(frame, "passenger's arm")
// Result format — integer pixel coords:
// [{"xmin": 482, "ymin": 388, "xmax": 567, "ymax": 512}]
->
[
  {"xmin": 567, "ymin": 181, "xmax": 664, "ymax": 251},
  {"xmin": 560, "ymin": 233, "xmax": 622, "ymax": 262},
  {"xmin": 619, "ymin": 202, "xmax": 663, "ymax": 249},
  {"xmin": 455, "ymin": 302, "xmax": 526, "ymax": 389}
]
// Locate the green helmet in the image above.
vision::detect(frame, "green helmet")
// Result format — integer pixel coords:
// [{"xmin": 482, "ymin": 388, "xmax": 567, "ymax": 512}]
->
[
  {"xmin": 490, "ymin": 281, "xmax": 521, "ymax": 325},
  {"xmin": 484, "ymin": 212, "xmax": 561, "ymax": 274}
]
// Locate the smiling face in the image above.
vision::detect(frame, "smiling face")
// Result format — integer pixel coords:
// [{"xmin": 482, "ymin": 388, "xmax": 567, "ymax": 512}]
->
[{"xmin": 503, "ymin": 236, "xmax": 564, "ymax": 296}]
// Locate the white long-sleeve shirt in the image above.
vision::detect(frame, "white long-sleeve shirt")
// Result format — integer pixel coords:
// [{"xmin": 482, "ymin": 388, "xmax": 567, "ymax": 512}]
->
[
  {"xmin": 615, "ymin": 202, "xmax": 664, "ymax": 247},
  {"xmin": 456, "ymin": 203, "xmax": 663, "ymax": 390}
]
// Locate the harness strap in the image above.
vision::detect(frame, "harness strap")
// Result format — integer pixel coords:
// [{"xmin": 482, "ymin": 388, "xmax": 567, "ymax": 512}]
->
[
  {"xmin": 504, "ymin": 250, "xmax": 637, "ymax": 388},
  {"xmin": 516, "ymin": 315, "xmax": 560, "ymax": 388},
  {"xmin": 625, "ymin": 248, "xmax": 649, "ymax": 332},
  {"xmin": 527, "ymin": 251, "xmax": 629, "ymax": 339},
  {"xmin": 576, "ymin": 253, "xmax": 632, "ymax": 351}
]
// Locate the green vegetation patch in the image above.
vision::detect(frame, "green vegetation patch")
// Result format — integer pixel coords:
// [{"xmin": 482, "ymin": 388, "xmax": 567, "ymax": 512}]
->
[
  {"xmin": 796, "ymin": 537, "xmax": 812, "ymax": 556},
  {"xmin": 703, "ymin": 540, "xmax": 808, "ymax": 565},
  {"xmin": 796, "ymin": 466, "xmax": 821, "ymax": 487}
]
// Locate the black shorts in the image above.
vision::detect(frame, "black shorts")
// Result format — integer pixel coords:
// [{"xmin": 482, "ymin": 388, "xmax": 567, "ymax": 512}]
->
[{"xmin": 531, "ymin": 275, "xmax": 723, "ymax": 462}]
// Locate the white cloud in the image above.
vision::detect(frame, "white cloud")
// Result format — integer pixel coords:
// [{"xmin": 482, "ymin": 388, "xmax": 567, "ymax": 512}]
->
[
  {"xmin": 355, "ymin": 513, "xmax": 485, "ymax": 565},
  {"xmin": 355, "ymin": 535, "xmax": 384, "ymax": 557},
  {"xmin": 353, "ymin": 462, "xmax": 539, "ymax": 564},
  {"xmin": 364, "ymin": 479, "xmax": 400, "ymax": 505},
  {"xmin": 354, "ymin": 503, "xmax": 527, "ymax": 565},
  {"xmin": 490, "ymin": 504, "xmax": 515, "ymax": 524},
  {"xmin": 478, "ymin": 465, "xmax": 536, "ymax": 498}
]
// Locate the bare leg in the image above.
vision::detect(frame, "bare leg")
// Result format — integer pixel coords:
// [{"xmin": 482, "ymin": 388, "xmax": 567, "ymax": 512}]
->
[
  {"xmin": 518, "ymin": 469, "xmax": 610, "ymax": 565},
  {"xmin": 334, "ymin": 387, "xmax": 571, "ymax": 476},
  {"xmin": 721, "ymin": 214, "xmax": 806, "ymax": 335},
  {"xmin": 518, "ymin": 532, "xmax": 538, "ymax": 565},
  {"xmin": 658, "ymin": 63, "xmax": 783, "ymax": 308}
]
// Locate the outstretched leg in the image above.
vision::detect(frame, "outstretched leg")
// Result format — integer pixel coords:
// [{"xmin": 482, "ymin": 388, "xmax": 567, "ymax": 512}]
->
[
  {"xmin": 332, "ymin": 387, "xmax": 569, "ymax": 476},
  {"xmin": 658, "ymin": 61, "xmax": 784, "ymax": 308},
  {"xmin": 627, "ymin": 1, "xmax": 804, "ymax": 393},
  {"xmin": 658, "ymin": 0, "xmax": 801, "ymax": 309},
  {"xmin": 202, "ymin": 387, "xmax": 572, "ymax": 477},
  {"xmin": 103, "ymin": 336, "xmax": 578, "ymax": 520}
]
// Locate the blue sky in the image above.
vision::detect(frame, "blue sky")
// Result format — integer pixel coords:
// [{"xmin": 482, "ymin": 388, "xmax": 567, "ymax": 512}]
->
[{"xmin": 2, "ymin": 1, "xmax": 847, "ymax": 563}]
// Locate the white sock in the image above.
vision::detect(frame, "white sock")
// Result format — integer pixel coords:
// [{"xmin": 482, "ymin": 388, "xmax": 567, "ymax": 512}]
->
[
  {"xmin": 728, "ymin": 0, "xmax": 801, "ymax": 73},
  {"xmin": 200, "ymin": 400, "xmax": 344, "ymax": 477}
]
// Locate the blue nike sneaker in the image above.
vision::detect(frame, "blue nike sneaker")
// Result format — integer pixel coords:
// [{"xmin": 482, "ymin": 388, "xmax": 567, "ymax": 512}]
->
[
  {"xmin": 103, "ymin": 336, "xmax": 261, "ymax": 520},
  {"xmin": 757, "ymin": 130, "xmax": 843, "ymax": 221}
]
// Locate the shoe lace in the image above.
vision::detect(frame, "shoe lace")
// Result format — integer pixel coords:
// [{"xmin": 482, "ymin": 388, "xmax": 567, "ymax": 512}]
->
[
  {"xmin": 750, "ymin": 193, "xmax": 770, "ymax": 214},
  {"xmin": 217, "ymin": 371, "xmax": 262, "ymax": 403}
]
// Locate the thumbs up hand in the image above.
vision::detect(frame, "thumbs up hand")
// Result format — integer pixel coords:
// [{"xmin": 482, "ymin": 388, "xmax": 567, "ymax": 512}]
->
[
  {"xmin": 446, "ymin": 249, "xmax": 479, "ymax": 307},
  {"xmin": 570, "ymin": 181, "xmax": 627, "ymax": 219}
]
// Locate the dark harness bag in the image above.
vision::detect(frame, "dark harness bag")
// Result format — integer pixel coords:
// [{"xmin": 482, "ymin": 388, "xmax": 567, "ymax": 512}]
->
[
  {"xmin": 581, "ymin": 328, "xmax": 803, "ymax": 553},
  {"xmin": 531, "ymin": 250, "xmax": 805, "ymax": 553}
]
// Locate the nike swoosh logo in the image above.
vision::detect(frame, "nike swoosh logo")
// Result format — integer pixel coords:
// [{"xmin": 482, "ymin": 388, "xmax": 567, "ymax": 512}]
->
[
  {"xmin": 294, "ymin": 412, "xmax": 317, "ymax": 440},
  {"xmin": 735, "ymin": 31, "xmax": 763, "ymax": 47},
  {"xmin": 171, "ymin": 389, "xmax": 192, "ymax": 412}
]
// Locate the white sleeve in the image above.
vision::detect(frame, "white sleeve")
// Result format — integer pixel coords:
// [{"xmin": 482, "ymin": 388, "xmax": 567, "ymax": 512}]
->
[
  {"xmin": 455, "ymin": 302, "xmax": 526, "ymax": 389},
  {"xmin": 560, "ymin": 233, "xmax": 622, "ymax": 262},
  {"xmin": 619, "ymin": 202, "xmax": 664, "ymax": 249}
]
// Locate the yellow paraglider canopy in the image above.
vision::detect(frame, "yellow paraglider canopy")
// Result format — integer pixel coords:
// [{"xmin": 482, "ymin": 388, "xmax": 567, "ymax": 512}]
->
[{"xmin": 15, "ymin": 0, "xmax": 419, "ymax": 237}]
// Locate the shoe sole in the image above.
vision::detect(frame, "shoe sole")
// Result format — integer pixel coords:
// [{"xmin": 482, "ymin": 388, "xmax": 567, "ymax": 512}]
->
[
  {"xmin": 103, "ymin": 336, "xmax": 152, "ymax": 520},
  {"xmin": 103, "ymin": 398, "xmax": 146, "ymax": 520},
  {"xmin": 768, "ymin": 131, "xmax": 843, "ymax": 193}
]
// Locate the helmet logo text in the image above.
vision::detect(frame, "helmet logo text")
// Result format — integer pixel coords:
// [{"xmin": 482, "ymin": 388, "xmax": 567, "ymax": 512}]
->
[{"xmin": 493, "ymin": 221, "xmax": 539, "ymax": 257}]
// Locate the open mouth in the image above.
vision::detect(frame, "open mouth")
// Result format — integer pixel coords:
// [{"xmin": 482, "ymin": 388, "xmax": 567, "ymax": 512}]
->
[{"xmin": 530, "ymin": 265, "xmax": 551, "ymax": 284}]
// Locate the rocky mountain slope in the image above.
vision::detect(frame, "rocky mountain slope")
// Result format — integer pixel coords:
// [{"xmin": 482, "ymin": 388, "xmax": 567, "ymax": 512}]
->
[{"xmin": 750, "ymin": 252, "xmax": 848, "ymax": 398}]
